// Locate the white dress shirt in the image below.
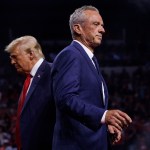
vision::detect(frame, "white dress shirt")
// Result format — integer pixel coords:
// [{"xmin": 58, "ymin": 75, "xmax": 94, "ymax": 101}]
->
[{"xmin": 26, "ymin": 58, "xmax": 44, "ymax": 94}]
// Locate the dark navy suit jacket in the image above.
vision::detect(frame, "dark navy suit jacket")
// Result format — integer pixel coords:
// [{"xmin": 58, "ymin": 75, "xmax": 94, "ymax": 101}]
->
[
  {"xmin": 51, "ymin": 41, "xmax": 109, "ymax": 150},
  {"xmin": 20, "ymin": 60, "xmax": 55, "ymax": 150}
]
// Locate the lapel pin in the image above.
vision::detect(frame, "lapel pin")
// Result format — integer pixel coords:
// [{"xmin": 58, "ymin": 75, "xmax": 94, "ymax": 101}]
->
[{"xmin": 38, "ymin": 75, "xmax": 41, "ymax": 78}]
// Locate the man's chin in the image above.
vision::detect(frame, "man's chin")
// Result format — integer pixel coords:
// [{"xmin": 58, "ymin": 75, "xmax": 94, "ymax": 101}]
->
[
  {"xmin": 16, "ymin": 69, "xmax": 24, "ymax": 74},
  {"xmin": 98, "ymin": 39, "xmax": 102, "ymax": 44},
  {"xmin": 94, "ymin": 42, "xmax": 101, "ymax": 47}
]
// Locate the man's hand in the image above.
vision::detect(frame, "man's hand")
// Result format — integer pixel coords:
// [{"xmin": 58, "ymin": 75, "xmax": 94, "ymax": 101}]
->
[
  {"xmin": 105, "ymin": 110, "xmax": 132, "ymax": 131},
  {"xmin": 108, "ymin": 125, "xmax": 122, "ymax": 145}
]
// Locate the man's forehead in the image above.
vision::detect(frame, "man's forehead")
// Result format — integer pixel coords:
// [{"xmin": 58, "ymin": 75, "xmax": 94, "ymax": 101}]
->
[{"xmin": 10, "ymin": 48, "xmax": 20, "ymax": 55}]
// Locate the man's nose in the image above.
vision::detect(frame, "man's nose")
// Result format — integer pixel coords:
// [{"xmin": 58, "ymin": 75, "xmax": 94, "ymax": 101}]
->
[
  {"xmin": 11, "ymin": 59, "xmax": 16, "ymax": 65},
  {"xmin": 100, "ymin": 26, "xmax": 105, "ymax": 34}
]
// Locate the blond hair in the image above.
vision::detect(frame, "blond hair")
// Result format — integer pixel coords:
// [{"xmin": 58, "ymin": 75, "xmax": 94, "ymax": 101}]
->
[{"xmin": 5, "ymin": 35, "xmax": 44, "ymax": 58}]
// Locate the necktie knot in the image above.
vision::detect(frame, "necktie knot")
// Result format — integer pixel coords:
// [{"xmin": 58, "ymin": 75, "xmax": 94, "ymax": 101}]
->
[
  {"xmin": 24, "ymin": 74, "xmax": 32, "ymax": 90},
  {"xmin": 26, "ymin": 74, "xmax": 32, "ymax": 79}
]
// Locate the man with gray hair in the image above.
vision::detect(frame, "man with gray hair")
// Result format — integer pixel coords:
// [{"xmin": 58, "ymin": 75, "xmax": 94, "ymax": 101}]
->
[
  {"xmin": 51, "ymin": 5, "xmax": 132, "ymax": 150},
  {"xmin": 5, "ymin": 35, "xmax": 55, "ymax": 150}
]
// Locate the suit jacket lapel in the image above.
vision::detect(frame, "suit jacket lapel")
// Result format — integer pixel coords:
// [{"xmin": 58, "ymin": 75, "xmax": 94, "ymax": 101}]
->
[
  {"xmin": 72, "ymin": 41, "xmax": 109, "ymax": 106},
  {"xmin": 72, "ymin": 41, "xmax": 102, "ymax": 88},
  {"xmin": 20, "ymin": 60, "xmax": 46, "ymax": 116}
]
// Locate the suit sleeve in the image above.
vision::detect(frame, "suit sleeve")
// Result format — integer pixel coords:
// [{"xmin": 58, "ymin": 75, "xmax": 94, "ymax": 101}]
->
[{"xmin": 52, "ymin": 50, "xmax": 106, "ymax": 130}]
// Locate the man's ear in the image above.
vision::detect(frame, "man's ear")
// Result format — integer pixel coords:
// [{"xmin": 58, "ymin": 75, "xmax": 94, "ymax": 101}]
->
[
  {"xmin": 28, "ymin": 50, "xmax": 35, "ymax": 60},
  {"xmin": 73, "ymin": 24, "xmax": 82, "ymax": 35}
]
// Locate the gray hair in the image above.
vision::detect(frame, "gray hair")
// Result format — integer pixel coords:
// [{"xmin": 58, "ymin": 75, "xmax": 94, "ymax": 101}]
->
[
  {"xmin": 69, "ymin": 5, "xmax": 99, "ymax": 38},
  {"xmin": 5, "ymin": 35, "xmax": 44, "ymax": 58}
]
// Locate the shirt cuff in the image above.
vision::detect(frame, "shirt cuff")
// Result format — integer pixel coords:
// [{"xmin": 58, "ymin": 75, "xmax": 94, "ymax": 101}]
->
[{"xmin": 101, "ymin": 110, "xmax": 108, "ymax": 124}]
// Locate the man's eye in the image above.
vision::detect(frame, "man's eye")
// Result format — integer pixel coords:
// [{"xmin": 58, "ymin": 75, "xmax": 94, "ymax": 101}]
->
[
  {"xmin": 94, "ymin": 23, "xmax": 99, "ymax": 26},
  {"xmin": 10, "ymin": 55, "xmax": 17, "ymax": 59}
]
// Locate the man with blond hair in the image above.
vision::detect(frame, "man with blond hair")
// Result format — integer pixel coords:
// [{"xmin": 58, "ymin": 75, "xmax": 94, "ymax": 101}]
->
[{"xmin": 5, "ymin": 36, "xmax": 55, "ymax": 150}]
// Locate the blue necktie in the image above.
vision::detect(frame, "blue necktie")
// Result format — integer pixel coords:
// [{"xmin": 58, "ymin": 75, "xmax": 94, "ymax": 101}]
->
[
  {"xmin": 92, "ymin": 56, "xmax": 106, "ymax": 105},
  {"xmin": 92, "ymin": 56, "xmax": 100, "ymax": 74}
]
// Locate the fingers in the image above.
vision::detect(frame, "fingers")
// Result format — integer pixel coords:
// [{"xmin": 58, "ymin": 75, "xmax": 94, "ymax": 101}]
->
[
  {"xmin": 108, "ymin": 124, "xmax": 114, "ymax": 134},
  {"xmin": 106, "ymin": 110, "xmax": 132, "ymax": 146},
  {"xmin": 105, "ymin": 110, "xmax": 132, "ymax": 131},
  {"xmin": 112, "ymin": 126, "xmax": 122, "ymax": 144},
  {"xmin": 108, "ymin": 125, "xmax": 122, "ymax": 145},
  {"xmin": 117, "ymin": 110, "xmax": 132, "ymax": 125},
  {"xmin": 113, "ymin": 111, "xmax": 129, "ymax": 128}
]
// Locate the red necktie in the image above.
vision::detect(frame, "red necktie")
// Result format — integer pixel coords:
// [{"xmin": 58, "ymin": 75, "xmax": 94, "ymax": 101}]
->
[{"xmin": 16, "ymin": 74, "xmax": 32, "ymax": 150}]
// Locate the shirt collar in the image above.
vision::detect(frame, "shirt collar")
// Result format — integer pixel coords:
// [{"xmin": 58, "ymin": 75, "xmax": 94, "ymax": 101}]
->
[
  {"xmin": 74, "ymin": 40, "xmax": 94, "ymax": 60},
  {"xmin": 30, "ymin": 58, "xmax": 44, "ymax": 77}
]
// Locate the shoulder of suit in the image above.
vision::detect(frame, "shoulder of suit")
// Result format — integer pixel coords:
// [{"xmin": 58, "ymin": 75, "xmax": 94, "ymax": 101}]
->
[{"xmin": 41, "ymin": 60, "xmax": 52, "ymax": 69}]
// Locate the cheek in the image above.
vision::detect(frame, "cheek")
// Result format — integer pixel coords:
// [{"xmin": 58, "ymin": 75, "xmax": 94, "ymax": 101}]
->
[
  {"xmin": 84, "ymin": 30, "xmax": 93, "ymax": 38},
  {"xmin": 87, "ymin": 32, "xmax": 95, "ymax": 41},
  {"xmin": 17, "ymin": 59, "xmax": 27, "ymax": 69}
]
